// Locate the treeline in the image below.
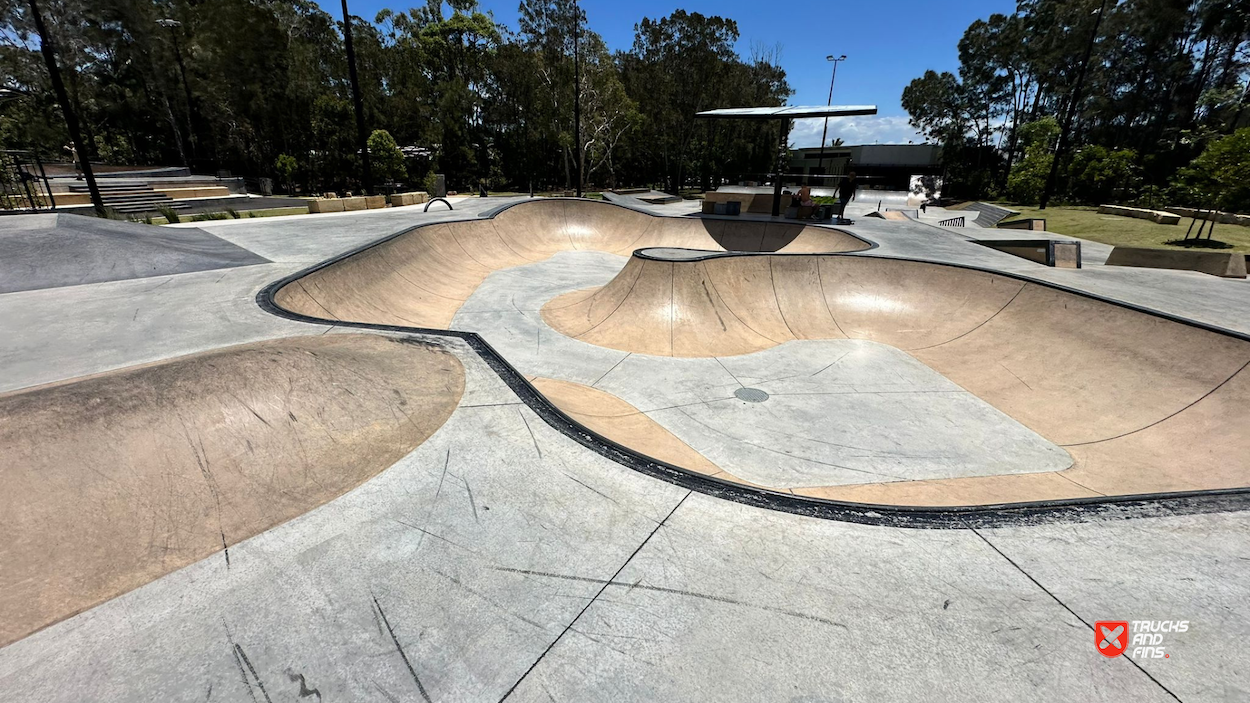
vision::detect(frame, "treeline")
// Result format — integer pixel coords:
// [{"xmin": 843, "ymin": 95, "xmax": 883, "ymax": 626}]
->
[
  {"xmin": 0, "ymin": 0, "xmax": 791, "ymax": 194},
  {"xmin": 902, "ymin": 0, "xmax": 1250, "ymax": 212}
]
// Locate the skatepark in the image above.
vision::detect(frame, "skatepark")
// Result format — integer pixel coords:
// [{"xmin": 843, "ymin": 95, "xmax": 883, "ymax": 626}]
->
[{"xmin": 2, "ymin": 194, "xmax": 1248, "ymax": 701}]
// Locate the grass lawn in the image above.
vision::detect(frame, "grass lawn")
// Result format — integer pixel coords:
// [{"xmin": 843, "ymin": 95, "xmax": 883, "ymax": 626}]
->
[{"xmin": 1001, "ymin": 204, "xmax": 1250, "ymax": 254}]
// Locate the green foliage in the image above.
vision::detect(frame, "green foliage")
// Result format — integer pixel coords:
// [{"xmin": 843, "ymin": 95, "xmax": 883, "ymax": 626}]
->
[
  {"xmin": 367, "ymin": 129, "xmax": 406, "ymax": 184},
  {"xmin": 226, "ymin": 208, "xmax": 240, "ymax": 219},
  {"xmin": 0, "ymin": 0, "xmax": 782, "ymax": 193},
  {"xmin": 1006, "ymin": 152, "xmax": 1052, "ymax": 205},
  {"xmin": 902, "ymin": 70, "xmax": 968, "ymax": 144},
  {"xmin": 902, "ymin": 2, "xmax": 1250, "ymax": 201},
  {"xmin": 422, "ymin": 169, "xmax": 439, "ymax": 195},
  {"xmin": 1171, "ymin": 128, "xmax": 1250, "ymax": 212},
  {"xmin": 1067, "ymin": 146, "xmax": 1140, "ymax": 204},
  {"xmin": 274, "ymin": 154, "xmax": 298, "ymax": 194},
  {"xmin": 1005, "ymin": 118, "xmax": 1059, "ymax": 204},
  {"xmin": 192, "ymin": 211, "xmax": 229, "ymax": 221},
  {"xmin": 157, "ymin": 206, "xmax": 181, "ymax": 224}
]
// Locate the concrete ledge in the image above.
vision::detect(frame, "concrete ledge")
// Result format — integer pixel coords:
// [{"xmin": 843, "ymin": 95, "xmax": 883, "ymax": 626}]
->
[
  {"xmin": 1164, "ymin": 206, "xmax": 1250, "ymax": 227},
  {"xmin": 391, "ymin": 192, "xmax": 429, "ymax": 207},
  {"xmin": 307, "ymin": 198, "xmax": 344, "ymax": 214},
  {"xmin": 975, "ymin": 239, "xmax": 1081, "ymax": 268},
  {"xmin": 705, "ymin": 190, "xmax": 774, "ymax": 214},
  {"xmin": 1105, "ymin": 246, "xmax": 1247, "ymax": 278},
  {"xmin": 340, "ymin": 196, "xmax": 367, "ymax": 212},
  {"xmin": 364, "ymin": 195, "xmax": 387, "ymax": 209},
  {"xmin": 155, "ymin": 186, "xmax": 232, "ymax": 199},
  {"xmin": 1098, "ymin": 204, "xmax": 1180, "ymax": 225},
  {"xmin": 998, "ymin": 218, "xmax": 1046, "ymax": 231}
]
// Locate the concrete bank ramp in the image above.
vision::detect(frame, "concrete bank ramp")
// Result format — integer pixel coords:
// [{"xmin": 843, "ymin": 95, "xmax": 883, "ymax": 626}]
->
[
  {"xmin": 540, "ymin": 247, "xmax": 1250, "ymax": 503},
  {"xmin": 0, "ymin": 213, "xmax": 268, "ymax": 293},
  {"xmin": 0, "ymin": 333, "xmax": 463, "ymax": 646},
  {"xmin": 272, "ymin": 199, "xmax": 1250, "ymax": 506},
  {"xmin": 273, "ymin": 199, "xmax": 868, "ymax": 329}
]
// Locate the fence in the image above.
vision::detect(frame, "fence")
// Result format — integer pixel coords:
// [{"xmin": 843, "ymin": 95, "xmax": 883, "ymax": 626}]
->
[
  {"xmin": 0, "ymin": 150, "xmax": 55, "ymax": 212},
  {"xmin": 939, "ymin": 216, "xmax": 965, "ymax": 227}
]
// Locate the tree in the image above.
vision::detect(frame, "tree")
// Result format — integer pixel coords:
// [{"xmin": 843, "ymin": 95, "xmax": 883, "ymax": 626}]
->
[
  {"xmin": 900, "ymin": 0, "xmax": 1250, "ymax": 203},
  {"xmin": 1067, "ymin": 146, "xmax": 1141, "ymax": 204},
  {"xmin": 1171, "ymin": 126, "xmax": 1250, "ymax": 212},
  {"xmin": 367, "ymin": 128, "xmax": 405, "ymax": 185},
  {"xmin": 1006, "ymin": 117, "xmax": 1059, "ymax": 204},
  {"xmin": 902, "ymin": 70, "xmax": 969, "ymax": 145},
  {"xmin": 274, "ymin": 153, "xmax": 298, "ymax": 194}
]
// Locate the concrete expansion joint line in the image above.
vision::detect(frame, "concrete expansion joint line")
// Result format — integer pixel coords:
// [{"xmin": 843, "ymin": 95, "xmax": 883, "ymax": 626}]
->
[
  {"xmin": 496, "ymin": 491, "xmax": 691, "ymax": 701},
  {"xmin": 967, "ymin": 525, "xmax": 1183, "ymax": 702}
]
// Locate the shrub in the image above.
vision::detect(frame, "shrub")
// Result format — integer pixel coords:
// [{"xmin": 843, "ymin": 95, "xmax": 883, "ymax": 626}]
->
[
  {"xmin": 274, "ymin": 153, "xmax": 298, "ymax": 195},
  {"xmin": 1068, "ymin": 146, "xmax": 1141, "ymax": 204},
  {"xmin": 368, "ymin": 129, "xmax": 407, "ymax": 184},
  {"xmin": 157, "ymin": 206, "xmax": 181, "ymax": 224},
  {"xmin": 1170, "ymin": 127, "xmax": 1250, "ymax": 212},
  {"xmin": 1005, "ymin": 118, "xmax": 1059, "ymax": 205}
]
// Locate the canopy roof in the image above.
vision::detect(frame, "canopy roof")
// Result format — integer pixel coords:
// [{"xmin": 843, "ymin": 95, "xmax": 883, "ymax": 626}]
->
[{"xmin": 695, "ymin": 105, "xmax": 878, "ymax": 120}]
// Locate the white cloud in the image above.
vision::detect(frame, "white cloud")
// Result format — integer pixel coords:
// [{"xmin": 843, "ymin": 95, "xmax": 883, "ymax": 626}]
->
[{"xmin": 788, "ymin": 115, "xmax": 925, "ymax": 147}]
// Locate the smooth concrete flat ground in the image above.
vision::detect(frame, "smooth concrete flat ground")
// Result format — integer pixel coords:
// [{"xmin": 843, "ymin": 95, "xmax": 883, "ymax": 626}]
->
[
  {"xmin": 1, "ymin": 198, "xmax": 1247, "ymax": 702},
  {"xmin": 451, "ymin": 252, "xmax": 1073, "ymax": 490}
]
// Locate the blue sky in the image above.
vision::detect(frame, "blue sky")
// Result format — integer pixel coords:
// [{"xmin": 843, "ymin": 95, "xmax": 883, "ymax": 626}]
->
[{"xmin": 334, "ymin": 0, "xmax": 1018, "ymax": 145}]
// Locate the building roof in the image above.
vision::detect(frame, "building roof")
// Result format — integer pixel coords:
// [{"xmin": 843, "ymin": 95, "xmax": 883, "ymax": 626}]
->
[{"xmin": 695, "ymin": 105, "xmax": 878, "ymax": 120}]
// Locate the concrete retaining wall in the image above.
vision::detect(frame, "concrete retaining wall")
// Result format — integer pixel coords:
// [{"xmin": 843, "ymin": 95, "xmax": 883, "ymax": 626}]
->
[
  {"xmin": 1098, "ymin": 204, "xmax": 1180, "ymax": 225},
  {"xmin": 308, "ymin": 198, "xmax": 344, "ymax": 213},
  {"xmin": 1105, "ymin": 246, "xmax": 1247, "ymax": 278},
  {"xmin": 391, "ymin": 192, "xmax": 429, "ymax": 207},
  {"xmin": 1163, "ymin": 206, "xmax": 1250, "ymax": 227}
]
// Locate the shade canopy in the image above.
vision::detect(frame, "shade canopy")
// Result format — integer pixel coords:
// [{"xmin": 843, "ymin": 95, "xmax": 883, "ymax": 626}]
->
[{"xmin": 695, "ymin": 105, "xmax": 878, "ymax": 120}]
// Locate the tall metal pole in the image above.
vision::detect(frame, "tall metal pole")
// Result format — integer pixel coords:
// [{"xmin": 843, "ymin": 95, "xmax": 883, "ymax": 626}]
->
[
  {"xmin": 771, "ymin": 118, "xmax": 790, "ymax": 217},
  {"xmin": 817, "ymin": 55, "xmax": 846, "ymax": 177},
  {"xmin": 340, "ymin": 0, "xmax": 372, "ymax": 195},
  {"xmin": 572, "ymin": 0, "xmax": 582, "ymax": 197},
  {"xmin": 1039, "ymin": 0, "xmax": 1109, "ymax": 210},
  {"xmin": 28, "ymin": 0, "xmax": 104, "ymax": 216}
]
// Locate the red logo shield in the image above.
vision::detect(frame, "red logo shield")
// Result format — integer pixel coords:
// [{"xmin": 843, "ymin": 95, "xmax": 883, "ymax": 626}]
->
[{"xmin": 1096, "ymin": 621, "xmax": 1129, "ymax": 657}]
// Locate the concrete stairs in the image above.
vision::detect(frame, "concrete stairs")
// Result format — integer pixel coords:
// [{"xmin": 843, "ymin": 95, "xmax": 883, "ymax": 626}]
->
[{"xmin": 68, "ymin": 182, "xmax": 189, "ymax": 214}]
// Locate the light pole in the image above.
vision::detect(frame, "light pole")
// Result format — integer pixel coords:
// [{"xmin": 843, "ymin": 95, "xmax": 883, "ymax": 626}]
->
[
  {"xmin": 572, "ymin": 0, "xmax": 582, "ymax": 197},
  {"xmin": 339, "ymin": 0, "xmax": 372, "ymax": 195},
  {"xmin": 1039, "ymin": 0, "xmax": 1110, "ymax": 210},
  {"xmin": 816, "ymin": 54, "xmax": 846, "ymax": 178}
]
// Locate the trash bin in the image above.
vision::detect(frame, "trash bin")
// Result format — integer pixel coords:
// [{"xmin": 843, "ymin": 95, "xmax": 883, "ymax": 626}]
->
[{"xmin": 726, "ymin": 201, "xmax": 741, "ymax": 216}]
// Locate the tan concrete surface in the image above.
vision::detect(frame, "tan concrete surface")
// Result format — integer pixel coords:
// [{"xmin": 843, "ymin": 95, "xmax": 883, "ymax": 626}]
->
[
  {"xmin": 540, "ymin": 249, "xmax": 1250, "ymax": 503},
  {"xmin": 308, "ymin": 198, "xmax": 344, "ymax": 213},
  {"xmin": 274, "ymin": 200, "xmax": 1250, "ymax": 506},
  {"xmin": 275, "ymin": 199, "xmax": 868, "ymax": 330},
  {"xmin": 1099, "ymin": 204, "xmax": 1181, "ymax": 225},
  {"xmin": 0, "ymin": 334, "xmax": 464, "ymax": 646},
  {"xmin": 531, "ymin": 377, "xmax": 724, "ymax": 478}
]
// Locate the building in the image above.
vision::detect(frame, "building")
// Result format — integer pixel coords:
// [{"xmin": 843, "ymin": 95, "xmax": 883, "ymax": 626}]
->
[{"xmin": 789, "ymin": 144, "xmax": 942, "ymax": 190}]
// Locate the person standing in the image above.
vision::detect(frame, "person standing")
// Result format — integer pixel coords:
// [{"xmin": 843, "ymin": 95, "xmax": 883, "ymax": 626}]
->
[{"xmin": 836, "ymin": 171, "xmax": 858, "ymax": 220}]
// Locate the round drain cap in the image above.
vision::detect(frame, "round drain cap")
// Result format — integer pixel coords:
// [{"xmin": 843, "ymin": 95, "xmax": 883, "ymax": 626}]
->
[{"xmin": 734, "ymin": 387, "xmax": 769, "ymax": 403}]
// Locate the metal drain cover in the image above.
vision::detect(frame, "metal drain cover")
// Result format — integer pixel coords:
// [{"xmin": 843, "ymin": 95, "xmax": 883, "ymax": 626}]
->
[{"xmin": 734, "ymin": 387, "xmax": 769, "ymax": 403}]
